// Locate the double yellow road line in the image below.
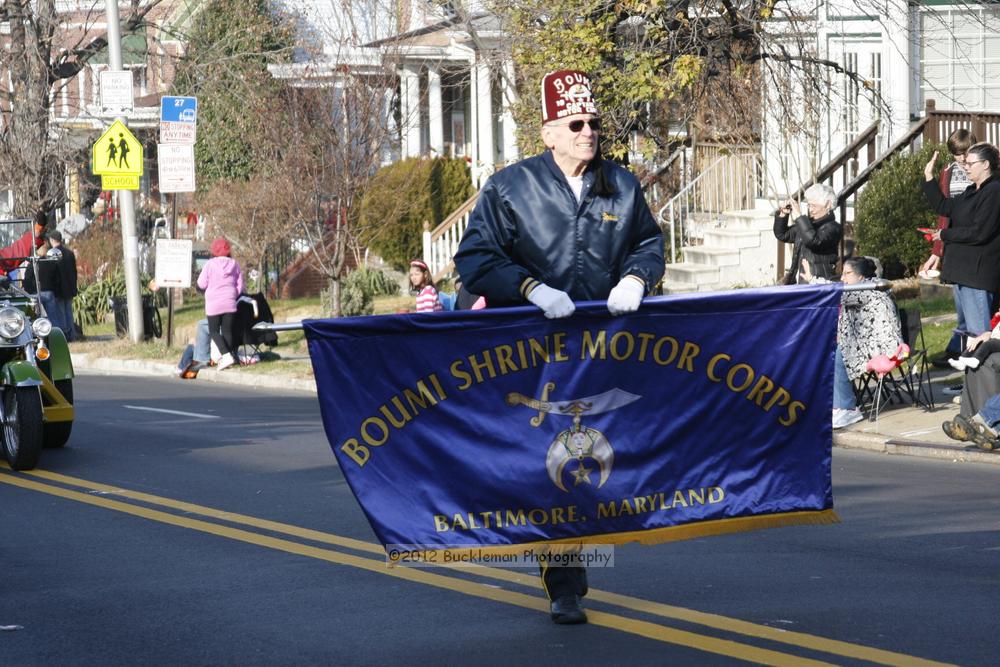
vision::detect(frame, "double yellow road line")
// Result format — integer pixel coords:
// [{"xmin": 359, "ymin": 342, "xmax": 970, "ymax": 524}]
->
[{"xmin": 0, "ymin": 466, "xmax": 953, "ymax": 666}]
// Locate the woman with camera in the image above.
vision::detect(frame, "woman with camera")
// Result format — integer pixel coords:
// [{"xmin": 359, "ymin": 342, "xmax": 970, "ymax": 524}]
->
[{"xmin": 773, "ymin": 183, "xmax": 843, "ymax": 284}]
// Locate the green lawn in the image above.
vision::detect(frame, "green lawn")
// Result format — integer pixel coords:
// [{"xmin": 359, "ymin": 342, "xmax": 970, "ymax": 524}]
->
[
  {"xmin": 918, "ymin": 317, "xmax": 955, "ymax": 361},
  {"xmin": 71, "ymin": 286, "xmax": 960, "ymax": 372}
]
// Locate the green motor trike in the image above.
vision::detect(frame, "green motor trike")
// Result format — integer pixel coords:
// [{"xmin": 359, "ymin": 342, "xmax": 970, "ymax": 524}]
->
[{"xmin": 0, "ymin": 218, "xmax": 75, "ymax": 471}]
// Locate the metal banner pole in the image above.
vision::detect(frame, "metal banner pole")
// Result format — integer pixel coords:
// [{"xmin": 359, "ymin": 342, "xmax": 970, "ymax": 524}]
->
[
  {"xmin": 166, "ymin": 194, "xmax": 178, "ymax": 348},
  {"xmin": 251, "ymin": 282, "xmax": 891, "ymax": 334}
]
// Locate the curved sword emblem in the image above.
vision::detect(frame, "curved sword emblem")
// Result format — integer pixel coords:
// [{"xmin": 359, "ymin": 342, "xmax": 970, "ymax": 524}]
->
[{"xmin": 507, "ymin": 382, "xmax": 640, "ymax": 492}]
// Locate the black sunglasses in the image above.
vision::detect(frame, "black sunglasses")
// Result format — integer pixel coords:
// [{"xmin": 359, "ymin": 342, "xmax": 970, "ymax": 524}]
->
[{"xmin": 550, "ymin": 118, "xmax": 602, "ymax": 132}]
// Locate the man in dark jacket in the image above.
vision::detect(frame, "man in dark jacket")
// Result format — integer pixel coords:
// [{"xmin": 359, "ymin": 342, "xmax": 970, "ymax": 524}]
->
[
  {"xmin": 773, "ymin": 183, "xmax": 842, "ymax": 284},
  {"xmin": 454, "ymin": 69, "xmax": 664, "ymax": 625},
  {"xmin": 48, "ymin": 230, "xmax": 78, "ymax": 341},
  {"xmin": 23, "ymin": 243, "xmax": 64, "ymax": 332}
]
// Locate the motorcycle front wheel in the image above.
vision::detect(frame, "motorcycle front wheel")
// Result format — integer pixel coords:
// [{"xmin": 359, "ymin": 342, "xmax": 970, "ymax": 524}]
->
[{"xmin": 3, "ymin": 386, "xmax": 44, "ymax": 470}]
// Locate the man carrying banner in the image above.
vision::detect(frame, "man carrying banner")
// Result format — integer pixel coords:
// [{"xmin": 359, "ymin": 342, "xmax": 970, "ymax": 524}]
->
[{"xmin": 454, "ymin": 69, "xmax": 664, "ymax": 625}]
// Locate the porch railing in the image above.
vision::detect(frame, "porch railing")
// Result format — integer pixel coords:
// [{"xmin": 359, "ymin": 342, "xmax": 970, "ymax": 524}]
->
[
  {"xmin": 423, "ymin": 192, "xmax": 479, "ymax": 282},
  {"xmin": 658, "ymin": 147, "xmax": 762, "ymax": 262},
  {"xmin": 776, "ymin": 100, "xmax": 1000, "ymax": 282}
]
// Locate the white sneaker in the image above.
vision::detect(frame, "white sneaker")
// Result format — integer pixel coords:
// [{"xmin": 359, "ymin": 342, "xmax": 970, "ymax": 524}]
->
[
  {"xmin": 949, "ymin": 357, "xmax": 980, "ymax": 371},
  {"xmin": 833, "ymin": 409, "xmax": 864, "ymax": 429},
  {"xmin": 216, "ymin": 353, "xmax": 236, "ymax": 371}
]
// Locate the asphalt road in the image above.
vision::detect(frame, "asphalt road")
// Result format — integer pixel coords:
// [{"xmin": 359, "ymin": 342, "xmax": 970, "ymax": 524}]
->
[{"xmin": 2, "ymin": 372, "xmax": 999, "ymax": 666}]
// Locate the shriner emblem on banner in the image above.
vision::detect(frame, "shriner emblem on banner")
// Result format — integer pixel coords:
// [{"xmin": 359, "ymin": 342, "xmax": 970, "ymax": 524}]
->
[{"xmin": 507, "ymin": 383, "xmax": 640, "ymax": 492}]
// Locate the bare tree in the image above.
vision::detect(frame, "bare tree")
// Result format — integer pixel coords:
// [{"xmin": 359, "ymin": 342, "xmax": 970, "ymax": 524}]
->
[{"xmin": 269, "ymin": 1, "xmax": 430, "ymax": 315}]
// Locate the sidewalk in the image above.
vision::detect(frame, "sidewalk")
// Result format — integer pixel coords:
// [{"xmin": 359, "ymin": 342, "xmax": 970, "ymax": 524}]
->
[
  {"xmin": 833, "ymin": 360, "xmax": 1000, "ymax": 465},
  {"xmin": 69, "ymin": 347, "xmax": 1000, "ymax": 466}
]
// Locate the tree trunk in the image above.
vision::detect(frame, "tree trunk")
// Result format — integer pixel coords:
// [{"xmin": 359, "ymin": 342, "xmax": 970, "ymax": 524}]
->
[{"xmin": 331, "ymin": 278, "xmax": 341, "ymax": 317}]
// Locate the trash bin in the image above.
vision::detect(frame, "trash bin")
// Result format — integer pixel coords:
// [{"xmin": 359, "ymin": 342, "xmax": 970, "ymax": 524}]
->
[{"xmin": 109, "ymin": 295, "xmax": 162, "ymax": 340}]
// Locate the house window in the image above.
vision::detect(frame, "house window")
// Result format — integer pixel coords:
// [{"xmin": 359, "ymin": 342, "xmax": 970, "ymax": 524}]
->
[{"xmin": 920, "ymin": 6, "xmax": 1000, "ymax": 109}]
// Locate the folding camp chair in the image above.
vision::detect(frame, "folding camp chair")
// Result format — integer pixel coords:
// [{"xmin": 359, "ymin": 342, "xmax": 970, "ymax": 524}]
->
[
  {"xmin": 232, "ymin": 292, "xmax": 278, "ymax": 363},
  {"xmin": 895, "ymin": 308, "xmax": 935, "ymax": 410},
  {"xmin": 853, "ymin": 307, "xmax": 934, "ymax": 418}
]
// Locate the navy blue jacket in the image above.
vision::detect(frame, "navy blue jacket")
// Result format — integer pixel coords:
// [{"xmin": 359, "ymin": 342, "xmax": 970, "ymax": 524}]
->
[{"xmin": 454, "ymin": 151, "xmax": 664, "ymax": 305}]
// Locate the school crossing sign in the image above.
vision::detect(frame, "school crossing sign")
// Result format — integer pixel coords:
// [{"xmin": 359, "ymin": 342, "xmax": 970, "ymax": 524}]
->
[{"xmin": 91, "ymin": 120, "xmax": 144, "ymax": 190}]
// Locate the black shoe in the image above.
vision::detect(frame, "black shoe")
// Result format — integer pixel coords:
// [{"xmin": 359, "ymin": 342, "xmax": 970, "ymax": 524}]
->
[
  {"xmin": 932, "ymin": 355, "xmax": 958, "ymax": 369},
  {"xmin": 550, "ymin": 595, "xmax": 588, "ymax": 625}
]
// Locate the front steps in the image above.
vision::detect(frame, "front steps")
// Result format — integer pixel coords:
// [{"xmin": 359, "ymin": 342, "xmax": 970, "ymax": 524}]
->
[{"xmin": 662, "ymin": 209, "xmax": 781, "ymax": 294}]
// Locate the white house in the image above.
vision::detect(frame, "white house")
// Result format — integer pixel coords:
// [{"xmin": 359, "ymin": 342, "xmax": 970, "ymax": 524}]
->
[{"xmin": 271, "ymin": 0, "xmax": 518, "ymax": 183}]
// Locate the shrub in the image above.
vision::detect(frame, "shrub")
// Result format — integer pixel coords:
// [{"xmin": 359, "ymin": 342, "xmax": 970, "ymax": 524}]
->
[
  {"xmin": 351, "ymin": 267, "xmax": 400, "ymax": 297},
  {"xmin": 324, "ymin": 271, "xmax": 375, "ymax": 317},
  {"xmin": 73, "ymin": 269, "xmax": 162, "ymax": 328},
  {"xmin": 359, "ymin": 157, "xmax": 473, "ymax": 269},
  {"xmin": 854, "ymin": 142, "xmax": 946, "ymax": 278}
]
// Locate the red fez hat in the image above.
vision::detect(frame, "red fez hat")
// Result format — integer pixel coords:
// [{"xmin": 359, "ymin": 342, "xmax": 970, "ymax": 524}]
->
[{"xmin": 541, "ymin": 70, "xmax": 598, "ymax": 124}]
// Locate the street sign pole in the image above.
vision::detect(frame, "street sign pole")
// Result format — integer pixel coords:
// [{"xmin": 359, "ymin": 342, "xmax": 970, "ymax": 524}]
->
[
  {"xmin": 158, "ymin": 96, "xmax": 198, "ymax": 350},
  {"xmin": 104, "ymin": 0, "xmax": 144, "ymax": 343},
  {"xmin": 167, "ymin": 194, "xmax": 178, "ymax": 348}
]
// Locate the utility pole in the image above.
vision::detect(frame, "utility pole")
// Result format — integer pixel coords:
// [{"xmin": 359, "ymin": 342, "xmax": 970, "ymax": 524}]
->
[{"xmin": 105, "ymin": 0, "xmax": 144, "ymax": 343}]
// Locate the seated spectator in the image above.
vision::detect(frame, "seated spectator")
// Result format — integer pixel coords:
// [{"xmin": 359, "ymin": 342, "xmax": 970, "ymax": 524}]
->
[
  {"xmin": 409, "ymin": 259, "xmax": 443, "ymax": 312},
  {"xmin": 176, "ymin": 319, "xmax": 212, "ymax": 378},
  {"xmin": 948, "ymin": 311, "xmax": 1000, "ymax": 372},
  {"xmin": 807, "ymin": 256, "xmax": 902, "ymax": 429},
  {"xmin": 942, "ymin": 393, "xmax": 1000, "ymax": 450}
]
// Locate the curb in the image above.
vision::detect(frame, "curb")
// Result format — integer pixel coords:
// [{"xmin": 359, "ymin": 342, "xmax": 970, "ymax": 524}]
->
[
  {"xmin": 71, "ymin": 353, "xmax": 318, "ymax": 394},
  {"xmin": 833, "ymin": 429, "xmax": 1000, "ymax": 466}
]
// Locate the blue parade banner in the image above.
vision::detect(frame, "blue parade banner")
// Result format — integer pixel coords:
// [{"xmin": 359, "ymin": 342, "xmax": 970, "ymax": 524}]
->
[{"xmin": 305, "ymin": 285, "xmax": 842, "ymax": 554}]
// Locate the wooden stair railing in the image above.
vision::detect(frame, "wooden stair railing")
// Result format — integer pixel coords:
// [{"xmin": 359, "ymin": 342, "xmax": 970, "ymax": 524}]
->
[
  {"xmin": 423, "ymin": 192, "xmax": 480, "ymax": 283},
  {"xmin": 776, "ymin": 120, "xmax": 881, "ymax": 281},
  {"xmin": 777, "ymin": 100, "xmax": 1000, "ymax": 282}
]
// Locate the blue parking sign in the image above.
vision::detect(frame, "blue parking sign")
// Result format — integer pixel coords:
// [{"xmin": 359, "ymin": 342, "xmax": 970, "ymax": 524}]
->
[{"xmin": 160, "ymin": 96, "xmax": 197, "ymax": 124}]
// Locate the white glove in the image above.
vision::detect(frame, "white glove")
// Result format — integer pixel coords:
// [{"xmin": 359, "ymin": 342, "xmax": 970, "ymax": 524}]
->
[
  {"xmin": 606, "ymin": 276, "xmax": 645, "ymax": 315},
  {"xmin": 528, "ymin": 284, "xmax": 576, "ymax": 319}
]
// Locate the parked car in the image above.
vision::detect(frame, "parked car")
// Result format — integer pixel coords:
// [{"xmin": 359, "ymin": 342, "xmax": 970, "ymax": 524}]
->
[{"xmin": 0, "ymin": 218, "xmax": 75, "ymax": 470}]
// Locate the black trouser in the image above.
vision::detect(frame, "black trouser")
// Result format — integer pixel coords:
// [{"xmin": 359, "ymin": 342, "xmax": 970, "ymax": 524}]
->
[
  {"xmin": 539, "ymin": 563, "xmax": 588, "ymax": 601},
  {"xmin": 207, "ymin": 312, "xmax": 235, "ymax": 357},
  {"xmin": 972, "ymin": 339, "xmax": 1000, "ymax": 364}
]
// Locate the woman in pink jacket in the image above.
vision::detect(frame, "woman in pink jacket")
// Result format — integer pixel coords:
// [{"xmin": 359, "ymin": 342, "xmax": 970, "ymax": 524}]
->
[{"xmin": 197, "ymin": 237, "xmax": 244, "ymax": 371}]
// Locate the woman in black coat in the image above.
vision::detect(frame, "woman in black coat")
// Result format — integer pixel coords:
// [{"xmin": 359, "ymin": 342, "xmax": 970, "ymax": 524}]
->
[{"xmin": 925, "ymin": 142, "xmax": 1000, "ymax": 341}]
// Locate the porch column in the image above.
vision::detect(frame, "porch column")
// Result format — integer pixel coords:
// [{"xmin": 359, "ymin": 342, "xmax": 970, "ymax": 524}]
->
[
  {"xmin": 400, "ymin": 63, "xmax": 422, "ymax": 158},
  {"xmin": 427, "ymin": 65, "xmax": 444, "ymax": 156},
  {"xmin": 499, "ymin": 59, "xmax": 518, "ymax": 163},
  {"xmin": 474, "ymin": 60, "xmax": 494, "ymax": 174},
  {"xmin": 884, "ymin": 0, "xmax": 912, "ymax": 138},
  {"xmin": 382, "ymin": 87, "xmax": 397, "ymax": 165}
]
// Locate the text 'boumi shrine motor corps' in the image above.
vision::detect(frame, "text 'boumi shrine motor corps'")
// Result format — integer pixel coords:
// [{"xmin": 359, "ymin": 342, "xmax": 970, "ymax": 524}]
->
[{"xmin": 338, "ymin": 327, "xmax": 810, "ymax": 469}]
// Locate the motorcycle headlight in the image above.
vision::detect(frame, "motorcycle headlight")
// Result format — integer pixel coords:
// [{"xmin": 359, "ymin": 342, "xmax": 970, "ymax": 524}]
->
[
  {"xmin": 0, "ymin": 307, "xmax": 25, "ymax": 339},
  {"xmin": 32, "ymin": 317, "xmax": 52, "ymax": 338}
]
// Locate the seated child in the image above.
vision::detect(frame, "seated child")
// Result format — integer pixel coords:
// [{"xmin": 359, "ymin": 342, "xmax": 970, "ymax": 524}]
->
[{"xmin": 949, "ymin": 311, "xmax": 1000, "ymax": 371}]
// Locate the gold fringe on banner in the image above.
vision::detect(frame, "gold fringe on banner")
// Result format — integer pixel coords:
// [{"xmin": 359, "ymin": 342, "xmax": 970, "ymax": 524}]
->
[{"xmin": 385, "ymin": 509, "xmax": 840, "ymax": 565}]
